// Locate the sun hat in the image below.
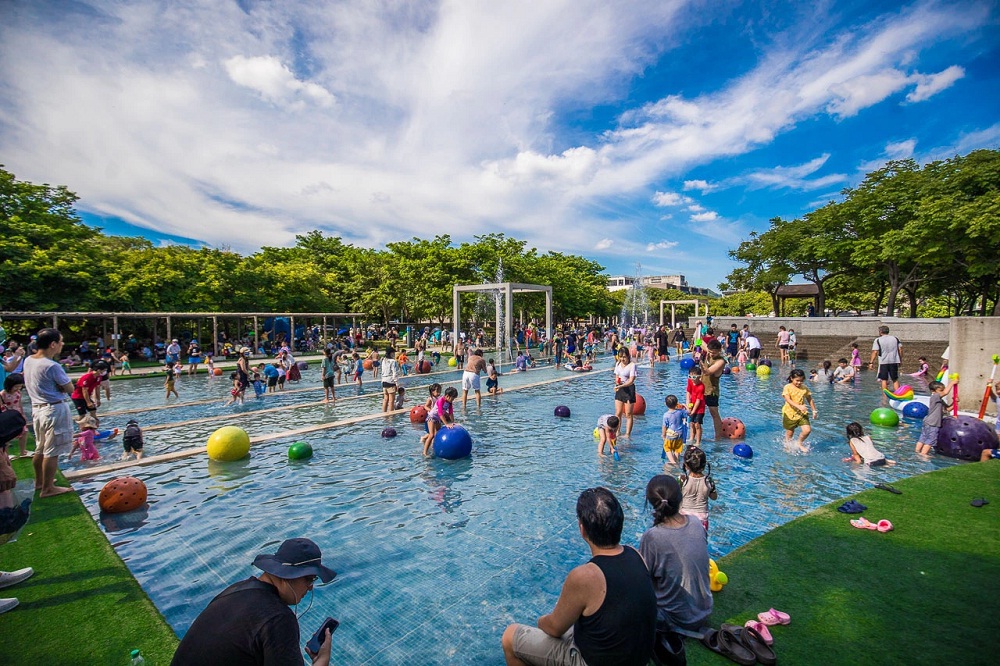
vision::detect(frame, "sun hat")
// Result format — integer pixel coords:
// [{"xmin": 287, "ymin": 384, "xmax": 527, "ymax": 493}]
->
[{"xmin": 252, "ymin": 538, "xmax": 336, "ymax": 582}]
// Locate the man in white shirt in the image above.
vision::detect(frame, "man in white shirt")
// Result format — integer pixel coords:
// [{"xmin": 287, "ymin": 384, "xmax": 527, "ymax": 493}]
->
[{"xmin": 23, "ymin": 328, "xmax": 75, "ymax": 497}]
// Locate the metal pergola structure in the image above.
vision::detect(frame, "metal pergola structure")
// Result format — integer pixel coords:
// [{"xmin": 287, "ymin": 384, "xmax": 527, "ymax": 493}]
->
[
  {"xmin": 659, "ymin": 300, "xmax": 708, "ymax": 328},
  {"xmin": 0, "ymin": 311, "xmax": 365, "ymax": 356},
  {"xmin": 452, "ymin": 283, "xmax": 552, "ymax": 354}
]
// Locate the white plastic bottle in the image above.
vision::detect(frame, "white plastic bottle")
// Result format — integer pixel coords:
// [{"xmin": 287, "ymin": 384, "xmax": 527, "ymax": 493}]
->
[{"xmin": 130, "ymin": 649, "xmax": 145, "ymax": 665}]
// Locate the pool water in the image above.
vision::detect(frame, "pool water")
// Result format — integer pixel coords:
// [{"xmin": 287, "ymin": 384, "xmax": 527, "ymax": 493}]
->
[{"xmin": 70, "ymin": 357, "xmax": 958, "ymax": 664}]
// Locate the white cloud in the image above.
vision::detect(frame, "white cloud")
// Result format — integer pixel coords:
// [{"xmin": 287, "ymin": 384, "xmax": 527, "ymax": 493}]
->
[
  {"xmin": 652, "ymin": 191, "xmax": 693, "ymax": 207},
  {"xmin": 743, "ymin": 154, "xmax": 848, "ymax": 191},
  {"xmin": 683, "ymin": 179, "xmax": 716, "ymax": 193},
  {"xmin": 646, "ymin": 240, "xmax": 678, "ymax": 251},
  {"xmin": 885, "ymin": 139, "xmax": 917, "ymax": 159},
  {"xmin": 595, "ymin": 238, "xmax": 615, "ymax": 250},
  {"xmin": 906, "ymin": 65, "xmax": 965, "ymax": 103},
  {"xmin": 224, "ymin": 55, "xmax": 334, "ymax": 109},
  {"xmin": 687, "ymin": 204, "xmax": 704, "ymax": 212},
  {"xmin": 690, "ymin": 211, "xmax": 719, "ymax": 222},
  {"xmin": 826, "ymin": 69, "xmax": 911, "ymax": 118}
]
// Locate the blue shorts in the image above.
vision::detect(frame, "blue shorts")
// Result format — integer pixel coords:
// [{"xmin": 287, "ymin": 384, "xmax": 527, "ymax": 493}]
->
[
  {"xmin": 919, "ymin": 423, "xmax": 940, "ymax": 446},
  {"xmin": 188, "ymin": 356, "xmax": 200, "ymax": 365}
]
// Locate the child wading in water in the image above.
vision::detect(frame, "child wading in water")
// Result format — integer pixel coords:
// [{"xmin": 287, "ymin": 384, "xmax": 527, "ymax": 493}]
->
[
  {"xmin": 685, "ymin": 369, "xmax": 706, "ymax": 446},
  {"xmin": 680, "ymin": 446, "xmax": 717, "ymax": 531},
  {"xmin": 660, "ymin": 395, "xmax": 685, "ymax": 466},
  {"xmin": 596, "ymin": 414, "xmax": 620, "ymax": 457},
  {"xmin": 164, "ymin": 361, "xmax": 179, "ymax": 399},
  {"xmin": 70, "ymin": 415, "xmax": 100, "ymax": 461},
  {"xmin": 782, "ymin": 368, "xmax": 818, "ymax": 451},
  {"xmin": 844, "ymin": 422, "xmax": 894, "ymax": 466},
  {"xmin": 915, "ymin": 380, "xmax": 949, "ymax": 456},
  {"xmin": 486, "ymin": 359, "xmax": 502, "ymax": 394},
  {"xmin": 420, "ymin": 383, "xmax": 443, "ymax": 455},
  {"xmin": 423, "ymin": 387, "xmax": 458, "ymax": 457}
]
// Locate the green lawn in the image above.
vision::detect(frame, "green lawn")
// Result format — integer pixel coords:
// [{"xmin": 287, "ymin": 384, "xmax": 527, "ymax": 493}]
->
[{"xmin": 689, "ymin": 460, "xmax": 1000, "ymax": 665}]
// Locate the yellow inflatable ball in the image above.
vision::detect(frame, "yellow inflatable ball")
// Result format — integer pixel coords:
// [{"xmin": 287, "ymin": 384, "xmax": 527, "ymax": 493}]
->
[
  {"xmin": 207, "ymin": 426, "xmax": 251, "ymax": 462},
  {"xmin": 448, "ymin": 357, "xmax": 458, "ymax": 367},
  {"xmin": 593, "ymin": 427, "xmax": 601, "ymax": 439},
  {"xmin": 756, "ymin": 364, "xmax": 771, "ymax": 376}
]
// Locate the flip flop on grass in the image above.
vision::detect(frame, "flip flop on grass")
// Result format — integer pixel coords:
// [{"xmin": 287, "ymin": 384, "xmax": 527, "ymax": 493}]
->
[
  {"xmin": 850, "ymin": 517, "xmax": 878, "ymax": 530},
  {"xmin": 701, "ymin": 628, "xmax": 756, "ymax": 665},
  {"xmin": 875, "ymin": 483, "xmax": 902, "ymax": 494},
  {"xmin": 971, "ymin": 498, "xmax": 989, "ymax": 507},
  {"xmin": 877, "ymin": 519, "xmax": 894, "ymax": 533}
]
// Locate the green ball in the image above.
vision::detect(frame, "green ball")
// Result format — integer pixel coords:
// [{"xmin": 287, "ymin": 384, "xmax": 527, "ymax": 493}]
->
[
  {"xmin": 745, "ymin": 363, "xmax": 756, "ymax": 372},
  {"xmin": 870, "ymin": 407, "xmax": 899, "ymax": 427},
  {"xmin": 715, "ymin": 571, "xmax": 728, "ymax": 586},
  {"xmin": 288, "ymin": 441, "xmax": 314, "ymax": 460}
]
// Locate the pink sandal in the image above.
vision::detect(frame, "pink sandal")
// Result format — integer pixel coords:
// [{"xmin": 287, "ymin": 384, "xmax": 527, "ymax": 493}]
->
[
  {"xmin": 850, "ymin": 517, "xmax": 877, "ymax": 530},
  {"xmin": 877, "ymin": 519, "xmax": 894, "ymax": 533},
  {"xmin": 744, "ymin": 620, "xmax": 773, "ymax": 645},
  {"xmin": 757, "ymin": 608, "xmax": 791, "ymax": 625}
]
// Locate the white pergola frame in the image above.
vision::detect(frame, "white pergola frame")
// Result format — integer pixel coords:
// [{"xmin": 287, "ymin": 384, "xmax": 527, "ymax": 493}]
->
[
  {"xmin": 659, "ymin": 300, "xmax": 709, "ymax": 328},
  {"xmin": 453, "ymin": 283, "xmax": 553, "ymax": 353}
]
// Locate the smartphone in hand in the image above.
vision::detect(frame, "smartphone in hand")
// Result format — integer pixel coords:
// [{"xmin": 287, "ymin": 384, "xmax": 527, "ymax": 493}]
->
[{"xmin": 306, "ymin": 617, "xmax": 339, "ymax": 655}]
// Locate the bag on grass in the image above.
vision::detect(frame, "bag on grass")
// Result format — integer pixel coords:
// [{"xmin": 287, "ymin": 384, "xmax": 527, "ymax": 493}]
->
[{"xmin": 0, "ymin": 480, "xmax": 33, "ymax": 546}]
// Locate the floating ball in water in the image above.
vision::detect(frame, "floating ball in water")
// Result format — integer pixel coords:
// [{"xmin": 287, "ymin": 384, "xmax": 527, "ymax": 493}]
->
[
  {"xmin": 207, "ymin": 426, "xmax": 251, "ymax": 461},
  {"xmin": 363, "ymin": 359, "xmax": 374, "ymax": 370},
  {"xmin": 870, "ymin": 408, "xmax": 900, "ymax": 427},
  {"xmin": 680, "ymin": 358, "xmax": 695, "ymax": 370},
  {"xmin": 633, "ymin": 394, "xmax": 647, "ymax": 416},
  {"xmin": 417, "ymin": 361, "xmax": 432, "ymax": 374},
  {"xmin": 381, "ymin": 427, "xmax": 397, "ymax": 438},
  {"xmin": 409, "ymin": 406, "xmax": 428, "ymax": 423},
  {"xmin": 288, "ymin": 442, "xmax": 313, "ymax": 460},
  {"xmin": 554, "ymin": 405, "xmax": 571, "ymax": 418},
  {"xmin": 722, "ymin": 366, "xmax": 732, "ymax": 375},
  {"xmin": 756, "ymin": 365, "xmax": 771, "ymax": 376},
  {"xmin": 731, "ymin": 366, "xmax": 741, "ymax": 374},
  {"xmin": 936, "ymin": 416, "xmax": 1000, "ymax": 460},
  {"xmin": 99, "ymin": 476, "xmax": 147, "ymax": 513},
  {"xmin": 448, "ymin": 357, "xmax": 457, "ymax": 367},
  {"xmin": 745, "ymin": 363, "xmax": 756, "ymax": 372},
  {"xmin": 213, "ymin": 367, "xmax": 223, "ymax": 376},
  {"xmin": 296, "ymin": 361, "xmax": 308, "ymax": 370},
  {"xmin": 733, "ymin": 443, "xmax": 753, "ymax": 459},
  {"xmin": 433, "ymin": 425, "xmax": 473, "ymax": 459},
  {"xmin": 760, "ymin": 359, "xmax": 773, "ymax": 368},
  {"xmin": 902, "ymin": 401, "xmax": 929, "ymax": 419},
  {"xmin": 721, "ymin": 417, "xmax": 746, "ymax": 439},
  {"xmin": 593, "ymin": 427, "xmax": 601, "ymax": 439}
]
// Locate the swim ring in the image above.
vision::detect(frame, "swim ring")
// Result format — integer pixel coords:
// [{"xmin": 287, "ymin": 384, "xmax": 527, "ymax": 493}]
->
[{"xmin": 883, "ymin": 385, "xmax": 914, "ymax": 401}]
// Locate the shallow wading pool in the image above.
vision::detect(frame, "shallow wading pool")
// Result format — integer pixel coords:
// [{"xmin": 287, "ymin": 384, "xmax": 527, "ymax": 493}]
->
[{"xmin": 70, "ymin": 357, "xmax": 958, "ymax": 664}]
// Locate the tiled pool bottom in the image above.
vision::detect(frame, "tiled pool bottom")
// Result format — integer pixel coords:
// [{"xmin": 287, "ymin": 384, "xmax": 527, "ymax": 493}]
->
[{"xmin": 73, "ymin": 362, "xmax": 959, "ymax": 664}]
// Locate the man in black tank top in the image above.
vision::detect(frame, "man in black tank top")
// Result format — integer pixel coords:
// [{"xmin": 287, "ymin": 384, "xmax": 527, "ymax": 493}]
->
[{"xmin": 502, "ymin": 488, "xmax": 656, "ymax": 666}]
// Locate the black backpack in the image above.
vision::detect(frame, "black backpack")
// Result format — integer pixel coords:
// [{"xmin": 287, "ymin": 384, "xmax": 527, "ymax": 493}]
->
[
  {"xmin": 123, "ymin": 422, "xmax": 143, "ymax": 446},
  {"xmin": 0, "ymin": 410, "xmax": 27, "ymax": 448}
]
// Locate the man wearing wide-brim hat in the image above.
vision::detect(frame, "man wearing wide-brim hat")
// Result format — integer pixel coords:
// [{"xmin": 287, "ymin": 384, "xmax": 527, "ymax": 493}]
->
[{"xmin": 171, "ymin": 538, "xmax": 336, "ymax": 665}]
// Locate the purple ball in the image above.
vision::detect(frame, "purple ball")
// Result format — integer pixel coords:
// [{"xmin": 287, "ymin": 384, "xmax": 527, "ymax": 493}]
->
[
  {"xmin": 554, "ymin": 405, "xmax": 571, "ymax": 418},
  {"xmin": 381, "ymin": 427, "xmax": 397, "ymax": 439},
  {"xmin": 936, "ymin": 416, "xmax": 998, "ymax": 460},
  {"xmin": 760, "ymin": 359, "xmax": 773, "ymax": 368}
]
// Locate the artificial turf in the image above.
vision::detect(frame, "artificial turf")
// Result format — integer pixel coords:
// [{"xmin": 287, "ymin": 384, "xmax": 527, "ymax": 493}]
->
[
  {"xmin": 688, "ymin": 460, "xmax": 1000, "ymax": 666},
  {"xmin": 0, "ymin": 453, "xmax": 179, "ymax": 665}
]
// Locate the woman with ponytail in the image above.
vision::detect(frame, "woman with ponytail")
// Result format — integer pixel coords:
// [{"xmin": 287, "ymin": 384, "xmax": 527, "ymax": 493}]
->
[{"xmin": 638, "ymin": 475, "xmax": 713, "ymax": 634}]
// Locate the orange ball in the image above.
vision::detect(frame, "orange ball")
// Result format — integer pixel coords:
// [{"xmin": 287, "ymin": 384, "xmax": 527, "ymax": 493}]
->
[
  {"xmin": 633, "ymin": 394, "xmax": 647, "ymax": 416},
  {"xmin": 363, "ymin": 359, "xmax": 374, "ymax": 370},
  {"xmin": 213, "ymin": 367, "xmax": 223, "ymax": 376},
  {"xmin": 731, "ymin": 366, "xmax": 741, "ymax": 374},
  {"xmin": 410, "ymin": 405, "xmax": 428, "ymax": 423},
  {"xmin": 98, "ymin": 476, "xmax": 148, "ymax": 513},
  {"xmin": 721, "ymin": 417, "xmax": 746, "ymax": 439}
]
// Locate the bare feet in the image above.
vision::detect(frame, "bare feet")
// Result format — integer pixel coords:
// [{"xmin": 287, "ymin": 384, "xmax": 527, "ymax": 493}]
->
[{"xmin": 39, "ymin": 485, "xmax": 73, "ymax": 497}]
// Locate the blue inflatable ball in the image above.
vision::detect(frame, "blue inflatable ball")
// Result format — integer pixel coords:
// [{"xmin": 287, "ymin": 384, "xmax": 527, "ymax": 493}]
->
[
  {"xmin": 870, "ymin": 407, "xmax": 899, "ymax": 427},
  {"xmin": 554, "ymin": 405, "xmax": 571, "ymax": 418},
  {"xmin": 381, "ymin": 427, "xmax": 397, "ymax": 438},
  {"xmin": 733, "ymin": 443, "xmax": 753, "ymax": 459},
  {"xmin": 680, "ymin": 358, "xmax": 695, "ymax": 370},
  {"xmin": 902, "ymin": 401, "xmax": 929, "ymax": 420},
  {"xmin": 433, "ymin": 425, "xmax": 473, "ymax": 460},
  {"xmin": 760, "ymin": 359, "xmax": 773, "ymax": 368},
  {"xmin": 722, "ymin": 366, "xmax": 732, "ymax": 375}
]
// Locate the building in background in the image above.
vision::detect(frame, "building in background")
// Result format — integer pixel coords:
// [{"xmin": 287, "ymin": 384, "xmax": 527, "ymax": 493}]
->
[{"xmin": 606, "ymin": 274, "xmax": 720, "ymax": 298}]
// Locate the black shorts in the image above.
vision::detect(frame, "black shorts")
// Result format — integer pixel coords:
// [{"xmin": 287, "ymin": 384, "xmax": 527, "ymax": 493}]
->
[
  {"xmin": 690, "ymin": 412, "xmax": 705, "ymax": 424},
  {"xmin": 705, "ymin": 395, "xmax": 719, "ymax": 408},
  {"xmin": 323, "ymin": 376, "xmax": 335, "ymax": 389},
  {"xmin": 727, "ymin": 344, "xmax": 738, "ymax": 356},
  {"xmin": 123, "ymin": 439, "xmax": 143, "ymax": 453},
  {"xmin": 72, "ymin": 397, "xmax": 95, "ymax": 417},
  {"xmin": 267, "ymin": 377, "xmax": 278, "ymax": 387},
  {"xmin": 868, "ymin": 458, "xmax": 887, "ymax": 467},
  {"xmin": 877, "ymin": 363, "xmax": 900, "ymax": 382},
  {"xmin": 615, "ymin": 384, "xmax": 637, "ymax": 404},
  {"xmin": 277, "ymin": 377, "xmax": 285, "ymax": 386},
  {"xmin": 749, "ymin": 349, "xmax": 760, "ymax": 360},
  {"xmin": 779, "ymin": 344, "xmax": 789, "ymax": 350}
]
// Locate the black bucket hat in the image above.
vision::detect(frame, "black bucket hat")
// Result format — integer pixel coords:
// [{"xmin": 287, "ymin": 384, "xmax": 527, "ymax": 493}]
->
[{"xmin": 252, "ymin": 538, "xmax": 336, "ymax": 583}]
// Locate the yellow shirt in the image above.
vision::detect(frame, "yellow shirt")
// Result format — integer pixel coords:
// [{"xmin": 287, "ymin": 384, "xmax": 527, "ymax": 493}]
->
[{"xmin": 781, "ymin": 383, "xmax": 811, "ymax": 421}]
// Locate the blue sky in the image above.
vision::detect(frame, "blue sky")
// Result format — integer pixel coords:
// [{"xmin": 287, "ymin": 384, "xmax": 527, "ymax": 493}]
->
[{"xmin": 1, "ymin": 1, "xmax": 997, "ymax": 291}]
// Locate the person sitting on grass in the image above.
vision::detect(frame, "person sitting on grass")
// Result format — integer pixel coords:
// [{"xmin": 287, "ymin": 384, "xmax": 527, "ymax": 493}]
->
[{"xmin": 844, "ymin": 422, "xmax": 894, "ymax": 467}]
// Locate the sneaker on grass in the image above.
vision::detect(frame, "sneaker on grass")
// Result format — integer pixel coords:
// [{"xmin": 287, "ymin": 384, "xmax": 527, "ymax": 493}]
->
[
  {"xmin": 0, "ymin": 567, "xmax": 35, "ymax": 589},
  {"xmin": 0, "ymin": 597, "xmax": 18, "ymax": 614}
]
